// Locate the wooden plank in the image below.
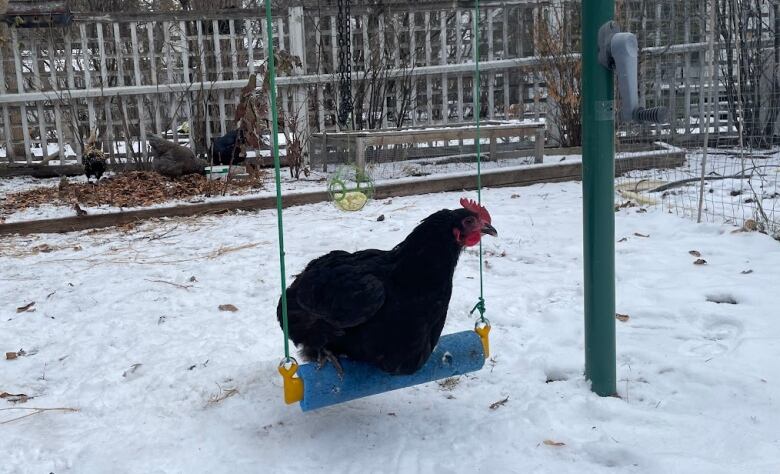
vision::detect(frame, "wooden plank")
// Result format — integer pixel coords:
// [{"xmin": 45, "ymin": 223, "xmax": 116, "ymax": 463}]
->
[
  {"xmin": 66, "ymin": 29, "xmax": 81, "ymax": 159},
  {"xmin": 362, "ymin": 13, "xmax": 371, "ymax": 129},
  {"xmin": 502, "ymin": 8, "xmax": 509, "ymax": 117},
  {"xmin": 487, "ymin": 8, "xmax": 495, "ymax": 120},
  {"xmin": 147, "ymin": 21, "xmax": 163, "ymax": 134},
  {"xmin": 96, "ymin": 23, "xmax": 113, "ymax": 160},
  {"xmin": 10, "ymin": 29, "xmax": 33, "ymax": 163},
  {"xmin": 228, "ymin": 20, "xmax": 240, "ymax": 81},
  {"xmin": 0, "ymin": 41, "xmax": 15, "ymax": 163},
  {"xmin": 197, "ymin": 20, "xmax": 212, "ymax": 146},
  {"xmin": 331, "ymin": 14, "xmax": 340, "ymax": 127},
  {"xmin": 410, "ymin": 12, "xmax": 417, "ymax": 126},
  {"xmin": 393, "ymin": 13, "xmax": 401, "ymax": 126},
  {"xmin": 277, "ymin": 17, "xmax": 285, "ymax": 51},
  {"xmin": 79, "ymin": 23, "xmax": 97, "ymax": 135},
  {"xmin": 163, "ymin": 21, "xmax": 179, "ymax": 143},
  {"xmin": 30, "ymin": 43, "xmax": 49, "ymax": 161},
  {"xmin": 130, "ymin": 22, "xmax": 148, "ymax": 159},
  {"xmin": 440, "ymin": 12, "xmax": 448, "ymax": 125},
  {"xmin": 455, "ymin": 10, "xmax": 463, "ymax": 134},
  {"xmin": 379, "ymin": 14, "xmax": 388, "ymax": 129},
  {"xmin": 180, "ymin": 20, "xmax": 194, "ymax": 148},
  {"xmin": 0, "ymin": 152, "xmax": 684, "ymax": 237},
  {"xmin": 213, "ymin": 19, "xmax": 227, "ymax": 135},
  {"xmin": 654, "ymin": 3, "xmax": 662, "ymax": 137},
  {"xmin": 114, "ymin": 22, "xmax": 132, "ymax": 159},
  {"xmin": 682, "ymin": 6, "xmax": 692, "ymax": 137},
  {"xmin": 0, "ymin": 53, "xmax": 625, "ymax": 104},
  {"xmin": 424, "ymin": 11, "xmax": 433, "ymax": 126},
  {"xmin": 245, "ymin": 18, "xmax": 255, "ymax": 75},
  {"xmin": 314, "ymin": 16, "xmax": 325, "ymax": 131}
]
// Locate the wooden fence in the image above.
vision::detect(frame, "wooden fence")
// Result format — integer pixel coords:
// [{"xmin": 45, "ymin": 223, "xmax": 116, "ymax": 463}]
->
[{"xmin": 0, "ymin": 0, "xmax": 720, "ymax": 166}]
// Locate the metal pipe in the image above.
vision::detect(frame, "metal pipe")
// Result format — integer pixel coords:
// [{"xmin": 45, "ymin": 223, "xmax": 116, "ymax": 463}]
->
[{"xmin": 582, "ymin": 0, "xmax": 617, "ymax": 396}]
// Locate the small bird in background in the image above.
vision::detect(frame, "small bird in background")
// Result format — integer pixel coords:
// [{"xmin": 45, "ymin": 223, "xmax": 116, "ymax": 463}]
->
[
  {"xmin": 209, "ymin": 129, "xmax": 247, "ymax": 166},
  {"xmin": 278, "ymin": 198, "xmax": 498, "ymax": 377},
  {"xmin": 147, "ymin": 134, "xmax": 207, "ymax": 178},
  {"xmin": 82, "ymin": 129, "xmax": 106, "ymax": 183}
]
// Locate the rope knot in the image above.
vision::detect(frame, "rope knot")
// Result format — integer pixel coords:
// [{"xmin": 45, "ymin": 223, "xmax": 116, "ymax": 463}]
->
[{"xmin": 470, "ymin": 297, "xmax": 487, "ymax": 322}]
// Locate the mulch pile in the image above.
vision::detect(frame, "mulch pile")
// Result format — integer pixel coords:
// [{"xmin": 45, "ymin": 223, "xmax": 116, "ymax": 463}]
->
[{"xmin": 1, "ymin": 171, "xmax": 266, "ymax": 220}]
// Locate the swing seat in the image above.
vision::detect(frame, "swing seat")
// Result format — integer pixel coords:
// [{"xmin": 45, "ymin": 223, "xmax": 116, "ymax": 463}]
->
[{"xmin": 292, "ymin": 330, "xmax": 487, "ymax": 411}]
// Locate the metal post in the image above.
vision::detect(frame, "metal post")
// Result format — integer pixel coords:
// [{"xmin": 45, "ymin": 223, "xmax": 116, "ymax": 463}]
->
[{"xmin": 582, "ymin": 0, "xmax": 617, "ymax": 396}]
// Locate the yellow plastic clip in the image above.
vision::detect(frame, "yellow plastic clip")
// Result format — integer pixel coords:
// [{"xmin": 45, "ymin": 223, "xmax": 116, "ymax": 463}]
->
[
  {"xmin": 475, "ymin": 321, "xmax": 491, "ymax": 359},
  {"xmin": 278, "ymin": 358, "xmax": 304, "ymax": 404}
]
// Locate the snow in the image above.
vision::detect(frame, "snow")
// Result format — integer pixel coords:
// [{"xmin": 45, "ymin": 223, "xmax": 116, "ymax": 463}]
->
[{"xmin": 2, "ymin": 183, "xmax": 779, "ymax": 473}]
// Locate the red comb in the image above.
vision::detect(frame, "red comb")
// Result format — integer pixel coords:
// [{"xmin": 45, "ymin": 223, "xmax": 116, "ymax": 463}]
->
[{"xmin": 460, "ymin": 198, "xmax": 491, "ymax": 223}]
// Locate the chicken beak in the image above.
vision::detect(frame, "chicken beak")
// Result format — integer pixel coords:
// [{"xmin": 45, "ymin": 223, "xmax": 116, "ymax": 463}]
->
[{"xmin": 481, "ymin": 223, "xmax": 498, "ymax": 237}]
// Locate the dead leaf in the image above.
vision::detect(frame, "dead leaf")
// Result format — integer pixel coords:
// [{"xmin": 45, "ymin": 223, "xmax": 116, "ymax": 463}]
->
[
  {"xmin": 511, "ymin": 194, "xmax": 520, "ymax": 199},
  {"xmin": 616, "ymin": 313, "xmax": 630, "ymax": 322},
  {"xmin": 543, "ymin": 439, "xmax": 566, "ymax": 447},
  {"xmin": 617, "ymin": 237, "xmax": 628, "ymax": 242},
  {"xmin": 0, "ymin": 392, "xmax": 30, "ymax": 404},
  {"xmin": 689, "ymin": 250, "xmax": 701, "ymax": 257},
  {"xmin": 633, "ymin": 232, "xmax": 649, "ymax": 238},
  {"xmin": 16, "ymin": 302, "xmax": 35, "ymax": 313},
  {"xmin": 489, "ymin": 396, "xmax": 509, "ymax": 410},
  {"xmin": 741, "ymin": 269, "xmax": 753, "ymax": 274},
  {"xmin": 693, "ymin": 259, "xmax": 707, "ymax": 265},
  {"xmin": 219, "ymin": 304, "xmax": 239, "ymax": 312},
  {"xmin": 5, "ymin": 352, "xmax": 18, "ymax": 360}
]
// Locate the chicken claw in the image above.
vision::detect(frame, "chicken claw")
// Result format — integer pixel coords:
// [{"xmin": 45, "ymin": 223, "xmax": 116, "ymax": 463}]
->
[{"xmin": 317, "ymin": 349, "xmax": 344, "ymax": 380}]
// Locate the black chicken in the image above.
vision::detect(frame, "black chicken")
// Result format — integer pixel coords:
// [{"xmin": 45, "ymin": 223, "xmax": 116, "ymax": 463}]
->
[
  {"xmin": 83, "ymin": 152, "xmax": 106, "ymax": 183},
  {"xmin": 209, "ymin": 129, "xmax": 247, "ymax": 166},
  {"xmin": 277, "ymin": 198, "xmax": 497, "ymax": 376},
  {"xmin": 82, "ymin": 129, "xmax": 106, "ymax": 183}
]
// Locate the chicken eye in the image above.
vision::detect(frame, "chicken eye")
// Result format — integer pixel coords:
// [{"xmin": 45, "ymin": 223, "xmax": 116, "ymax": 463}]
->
[{"xmin": 464, "ymin": 217, "xmax": 476, "ymax": 225}]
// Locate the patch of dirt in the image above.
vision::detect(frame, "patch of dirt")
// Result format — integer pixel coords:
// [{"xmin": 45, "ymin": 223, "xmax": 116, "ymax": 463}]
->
[{"xmin": 1, "ymin": 171, "xmax": 266, "ymax": 218}]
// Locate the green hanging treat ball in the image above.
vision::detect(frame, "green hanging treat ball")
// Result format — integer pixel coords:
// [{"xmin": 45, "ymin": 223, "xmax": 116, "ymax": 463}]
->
[{"xmin": 327, "ymin": 165, "xmax": 375, "ymax": 212}]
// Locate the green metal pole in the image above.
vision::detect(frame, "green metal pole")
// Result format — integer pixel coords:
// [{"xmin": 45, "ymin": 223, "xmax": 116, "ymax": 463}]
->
[{"xmin": 582, "ymin": 0, "xmax": 617, "ymax": 396}]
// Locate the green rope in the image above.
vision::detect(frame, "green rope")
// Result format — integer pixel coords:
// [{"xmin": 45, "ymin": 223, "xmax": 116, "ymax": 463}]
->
[
  {"xmin": 472, "ymin": 0, "xmax": 487, "ymax": 323},
  {"xmin": 264, "ymin": 0, "xmax": 291, "ymax": 361}
]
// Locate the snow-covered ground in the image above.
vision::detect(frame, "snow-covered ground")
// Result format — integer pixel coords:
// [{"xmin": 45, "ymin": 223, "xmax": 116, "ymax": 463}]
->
[{"xmin": 2, "ymin": 183, "xmax": 779, "ymax": 473}]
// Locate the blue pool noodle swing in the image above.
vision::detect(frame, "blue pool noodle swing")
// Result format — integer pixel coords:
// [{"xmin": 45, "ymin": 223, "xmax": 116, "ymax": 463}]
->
[{"xmin": 263, "ymin": 0, "xmax": 492, "ymax": 411}]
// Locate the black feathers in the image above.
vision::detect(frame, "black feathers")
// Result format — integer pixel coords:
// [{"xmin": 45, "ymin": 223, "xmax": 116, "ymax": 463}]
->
[{"xmin": 278, "ymin": 208, "xmax": 478, "ymax": 375}]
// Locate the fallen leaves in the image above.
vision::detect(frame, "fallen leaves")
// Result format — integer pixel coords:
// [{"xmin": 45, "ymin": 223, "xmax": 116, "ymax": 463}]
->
[
  {"xmin": 693, "ymin": 258, "xmax": 707, "ymax": 265},
  {"xmin": 616, "ymin": 313, "xmax": 630, "ymax": 322},
  {"xmin": 741, "ymin": 269, "xmax": 754, "ymax": 275},
  {"xmin": 689, "ymin": 250, "xmax": 701, "ymax": 257},
  {"xmin": 1, "ymin": 171, "xmax": 267, "ymax": 218},
  {"xmin": 543, "ymin": 439, "xmax": 566, "ymax": 447},
  {"xmin": 219, "ymin": 304, "xmax": 239, "ymax": 312},
  {"xmin": 5, "ymin": 349, "xmax": 30, "ymax": 360},
  {"xmin": 633, "ymin": 232, "xmax": 650, "ymax": 238},
  {"xmin": 489, "ymin": 396, "xmax": 509, "ymax": 410},
  {"xmin": 16, "ymin": 302, "xmax": 35, "ymax": 313}
]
